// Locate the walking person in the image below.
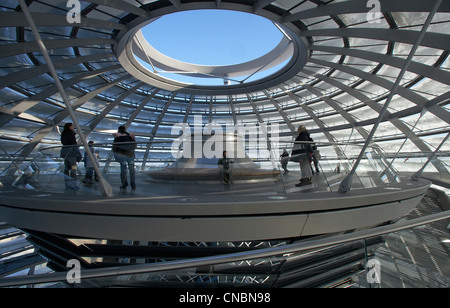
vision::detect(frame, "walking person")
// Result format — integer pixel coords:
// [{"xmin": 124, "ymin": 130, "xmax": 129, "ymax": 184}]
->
[
  {"xmin": 60, "ymin": 123, "xmax": 82, "ymax": 190},
  {"xmin": 291, "ymin": 125, "xmax": 313, "ymax": 187},
  {"xmin": 112, "ymin": 125, "xmax": 137, "ymax": 190}
]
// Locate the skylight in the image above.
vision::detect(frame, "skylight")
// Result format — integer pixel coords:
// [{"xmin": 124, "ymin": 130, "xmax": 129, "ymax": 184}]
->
[
  {"xmin": 134, "ymin": 9, "xmax": 292, "ymax": 86},
  {"xmin": 142, "ymin": 10, "xmax": 283, "ymax": 66}
]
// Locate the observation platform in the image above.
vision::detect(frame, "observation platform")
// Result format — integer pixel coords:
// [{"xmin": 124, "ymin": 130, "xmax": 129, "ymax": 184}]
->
[
  {"xmin": 0, "ymin": 141, "xmax": 434, "ymax": 244},
  {"xmin": 0, "ymin": 169, "xmax": 431, "ymax": 243},
  {"xmin": 0, "ymin": 142, "xmax": 444, "ymax": 288}
]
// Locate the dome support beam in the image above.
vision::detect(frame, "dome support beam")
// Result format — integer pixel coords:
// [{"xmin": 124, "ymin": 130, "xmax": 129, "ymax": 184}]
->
[
  {"xmin": 300, "ymin": 68, "xmax": 449, "ymax": 174},
  {"xmin": 412, "ymin": 132, "xmax": 450, "ymax": 181},
  {"xmin": 283, "ymin": 0, "xmax": 450, "ymax": 23},
  {"xmin": 300, "ymin": 28, "xmax": 448, "ymax": 52},
  {"xmin": 339, "ymin": 0, "xmax": 443, "ymax": 193},
  {"xmin": 280, "ymin": 85, "xmax": 347, "ymax": 160},
  {"xmin": 141, "ymin": 92, "xmax": 176, "ymax": 170},
  {"xmin": 263, "ymin": 90, "xmax": 296, "ymax": 133},
  {"xmin": 0, "ymin": 64, "xmax": 123, "ymax": 129},
  {"xmin": 88, "ymin": 82, "xmax": 145, "ymax": 133},
  {"xmin": 309, "ymin": 58, "xmax": 450, "ymax": 124},
  {"xmin": 102, "ymin": 88, "xmax": 160, "ymax": 173},
  {"xmin": 308, "ymin": 45, "xmax": 450, "ymax": 87},
  {"xmin": 0, "ymin": 53, "xmax": 116, "ymax": 91},
  {"xmin": 299, "ymin": 82, "xmax": 370, "ymax": 140},
  {"xmin": 18, "ymin": 0, "xmax": 113, "ymax": 197}
]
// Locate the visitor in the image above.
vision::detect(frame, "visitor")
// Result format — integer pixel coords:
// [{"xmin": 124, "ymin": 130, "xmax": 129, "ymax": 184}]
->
[
  {"xmin": 291, "ymin": 125, "xmax": 313, "ymax": 187},
  {"xmin": 60, "ymin": 123, "xmax": 82, "ymax": 190},
  {"xmin": 217, "ymin": 150, "xmax": 233, "ymax": 184},
  {"xmin": 280, "ymin": 149, "xmax": 290, "ymax": 174},
  {"xmin": 309, "ymin": 136, "xmax": 320, "ymax": 174},
  {"xmin": 112, "ymin": 125, "xmax": 137, "ymax": 190}
]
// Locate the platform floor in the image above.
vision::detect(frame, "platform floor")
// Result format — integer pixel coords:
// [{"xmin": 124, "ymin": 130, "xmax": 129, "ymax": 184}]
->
[{"xmin": 16, "ymin": 169, "xmax": 371, "ymax": 201}]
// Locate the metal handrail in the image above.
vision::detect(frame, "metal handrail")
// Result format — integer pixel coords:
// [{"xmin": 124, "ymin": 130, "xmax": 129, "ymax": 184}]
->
[
  {"xmin": 0, "ymin": 210, "xmax": 448, "ymax": 287},
  {"xmin": 33, "ymin": 139, "xmax": 381, "ymax": 162}
]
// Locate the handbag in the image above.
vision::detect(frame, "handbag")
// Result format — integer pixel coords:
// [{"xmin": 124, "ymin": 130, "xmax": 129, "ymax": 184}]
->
[{"xmin": 76, "ymin": 149, "xmax": 82, "ymax": 162}]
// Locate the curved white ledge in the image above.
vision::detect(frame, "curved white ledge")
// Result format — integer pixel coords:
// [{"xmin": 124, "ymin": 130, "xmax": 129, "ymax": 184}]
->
[
  {"xmin": 0, "ymin": 179, "xmax": 430, "ymax": 242},
  {"xmin": 132, "ymin": 30, "xmax": 294, "ymax": 78}
]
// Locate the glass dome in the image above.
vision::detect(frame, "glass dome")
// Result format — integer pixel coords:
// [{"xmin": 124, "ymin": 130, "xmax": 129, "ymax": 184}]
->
[
  {"xmin": 0, "ymin": 0, "xmax": 449, "ymax": 290},
  {"xmin": 0, "ymin": 0, "xmax": 448, "ymax": 176}
]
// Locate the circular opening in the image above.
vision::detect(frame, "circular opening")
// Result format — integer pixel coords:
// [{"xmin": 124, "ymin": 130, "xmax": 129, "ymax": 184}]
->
[
  {"xmin": 133, "ymin": 9, "xmax": 293, "ymax": 86},
  {"xmin": 142, "ymin": 10, "xmax": 283, "ymax": 66}
]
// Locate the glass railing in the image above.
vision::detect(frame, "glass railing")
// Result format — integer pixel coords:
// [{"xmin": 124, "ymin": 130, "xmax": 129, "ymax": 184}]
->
[
  {"xmin": 274, "ymin": 140, "xmax": 401, "ymax": 192},
  {"xmin": 388, "ymin": 152, "xmax": 450, "ymax": 175},
  {"xmin": 0, "ymin": 139, "xmax": 407, "ymax": 198}
]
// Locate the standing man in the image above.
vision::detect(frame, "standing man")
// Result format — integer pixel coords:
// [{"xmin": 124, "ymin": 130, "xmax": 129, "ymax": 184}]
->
[
  {"xmin": 217, "ymin": 151, "xmax": 233, "ymax": 184},
  {"xmin": 60, "ymin": 123, "xmax": 82, "ymax": 190},
  {"xmin": 112, "ymin": 125, "xmax": 137, "ymax": 190},
  {"xmin": 292, "ymin": 125, "xmax": 313, "ymax": 187}
]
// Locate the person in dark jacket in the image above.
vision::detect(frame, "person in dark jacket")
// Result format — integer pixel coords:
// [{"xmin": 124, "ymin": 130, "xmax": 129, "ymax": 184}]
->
[
  {"xmin": 280, "ymin": 149, "xmax": 290, "ymax": 174},
  {"xmin": 112, "ymin": 125, "xmax": 136, "ymax": 190},
  {"xmin": 292, "ymin": 125, "xmax": 313, "ymax": 187},
  {"xmin": 60, "ymin": 123, "xmax": 81, "ymax": 190},
  {"xmin": 217, "ymin": 151, "xmax": 233, "ymax": 184},
  {"xmin": 309, "ymin": 136, "xmax": 320, "ymax": 174}
]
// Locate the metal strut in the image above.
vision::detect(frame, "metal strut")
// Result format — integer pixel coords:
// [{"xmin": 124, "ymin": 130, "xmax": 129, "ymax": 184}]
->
[
  {"xmin": 18, "ymin": 0, "xmax": 113, "ymax": 197},
  {"xmin": 339, "ymin": 0, "xmax": 443, "ymax": 193}
]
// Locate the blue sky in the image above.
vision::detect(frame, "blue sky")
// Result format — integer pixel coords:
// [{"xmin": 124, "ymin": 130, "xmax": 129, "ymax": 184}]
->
[
  {"xmin": 142, "ymin": 10, "xmax": 283, "ymax": 66},
  {"xmin": 138, "ymin": 9, "xmax": 288, "ymax": 85}
]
